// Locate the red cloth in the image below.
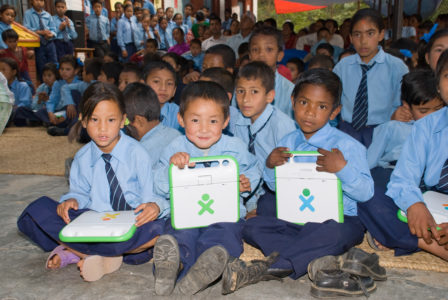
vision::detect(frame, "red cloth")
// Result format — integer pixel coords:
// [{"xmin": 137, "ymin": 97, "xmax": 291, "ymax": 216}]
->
[
  {"xmin": 130, "ymin": 52, "xmax": 143, "ymax": 64},
  {"xmin": 0, "ymin": 47, "xmax": 29, "ymax": 73},
  {"xmin": 274, "ymin": 0, "xmax": 326, "ymax": 14},
  {"xmin": 277, "ymin": 64, "xmax": 292, "ymax": 82},
  {"xmin": 284, "ymin": 34, "xmax": 298, "ymax": 50}
]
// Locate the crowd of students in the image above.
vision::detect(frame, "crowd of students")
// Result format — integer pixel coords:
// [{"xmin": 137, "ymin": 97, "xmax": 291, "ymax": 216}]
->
[{"xmin": 0, "ymin": 0, "xmax": 447, "ymax": 298}]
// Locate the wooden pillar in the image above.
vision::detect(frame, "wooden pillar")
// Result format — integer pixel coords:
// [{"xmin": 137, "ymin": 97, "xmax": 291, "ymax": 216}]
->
[
  {"xmin": 392, "ymin": 0, "xmax": 403, "ymax": 40},
  {"xmin": 417, "ymin": 0, "xmax": 422, "ymax": 15},
  {"xmin": 378, "ymin": 0, "xmax": 382, "ymax": 14}
]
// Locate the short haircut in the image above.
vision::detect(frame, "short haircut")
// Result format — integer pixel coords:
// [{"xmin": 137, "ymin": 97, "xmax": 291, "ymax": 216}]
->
[
  {"xmin": 143, "ymin": 60, "xmax": 176, "ymax": 82},
  {"xmin": 401, "ymin": 70, "xmax": 439, "ymax": 106},
  {"xmin": 292, "ymin": 68, "xmax": 342, "ymax": 109},
  {"xmin": 0, "ymin": 5, "xmax": 16, "ymax": 16},
  {"xmin": 123, "ymin": 82, "xmax": 160, "ymax": 122},
  {"xmin": 287, "ymin": 58, "xmax": 305, "ymax": 73},
  {"xmin": 338, "ymin": 48, "xmax": 356, "ymax": 60},
  {"xmin": 84, "ymin": 58, "xmax": 103, "ymax": 79},
  {"xmin": 179, "ymin": 81, "xmax": 229, "ymax": 119},
  {"xmin": 325, "ymin": 19, "xmax": 338, "ymax": 29},
  {"xmin": 236, "ymin": 61, "xmax": 274, "ymax": 93},
  {"xmin": 264, "ymin": 18, "xmax": 277, "ymax": 29},
  {"xmin": 249, "ymin": 26, "xmax": 283, "ymax": 51},
  {"xmin": 316, "ymin": 43, "xmax": 334, "ymax": 56},
  {"xmin": 190, "ymin": 38, "xmax": 201, "ymax": 47},
  {"xmin": 308, "ymin": 54, "xmax": 335, "ymax": 70},
  {"xmin": 205, "ymin": 44, "xmax": 236, "ymax": 70},
  {"xmin": 209, "ymin": 15, "xmax": 221, "ymax": 24},
  {"xmin": 390, "ymin": 38, "xmax": 418, "ymax": 53},
  {"xmin": 200, "ymin": 67, "xmax": 235, "ymax": 94},
  {"xmin": 146, "ymin": 38, "xmax": 158, "ymax": 48},
  {"xmin": 185, "ymin": 3, "xmax": 193, "ymax": 9},
  {"xmin": 105, "ymin": 51, "xmax": 119, "ymax": 62},
  {"xmin": 101, "ymin": 62, "xmax": 123, "ymax": 85},
  {"xmin": 238, "ymin": 42, "xmax": 249, "ymax": 57},
  {"xmin": 317, "ymin": 27, "xmax": 330, "ymax": 36},
  {"xmin": 59, "ymin": 54, "xmax": 77, "ymax": 69},
  {"xmin": 1, "ymin": 29, "xmax": 18, "ymax": 41},
  {"xmin": 134, "ymin": 7, "xmax": 142, "ymax": 13},
  {"xmin": 42, "ymin": 63, "xmax": 60, "ymax": 80},
  {"xmin": 114, "ymin": 2, "xmax": 123, "ymax": 9},
  {"xmin": 195, "ymin": 11, "xmax": 205, "ymax": 22},
  {"xmin": 54, "ymin": 0, "xmax": 66, "ymax": 6},
  {"xmin": 143, "ymin": 52, "xmax": 162, "ymax": 65},
  {"xmin": 121, "ymin": 62, "xmax": 142, "ymax": 79},
  {"xmin": 91, "ymin": 0, "xmax": 103, "ymax": 6}
]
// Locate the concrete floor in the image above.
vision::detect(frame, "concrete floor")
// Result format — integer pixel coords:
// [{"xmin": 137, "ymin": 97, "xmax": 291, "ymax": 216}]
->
[{"xmin": 1, "ymin": 174, "xmax": 448, "ymax": 300}]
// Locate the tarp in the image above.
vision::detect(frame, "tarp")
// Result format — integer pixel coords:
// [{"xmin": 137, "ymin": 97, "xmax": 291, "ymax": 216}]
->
[{"xmin": 274, "ymin": 0, "xmax": 326, "ymax": 14}]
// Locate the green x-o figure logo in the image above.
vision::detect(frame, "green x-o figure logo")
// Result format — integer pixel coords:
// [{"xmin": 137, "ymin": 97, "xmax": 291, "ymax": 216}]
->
[{"xmin": 198, "ymin": 193, "xmax": 215, "ymax": 215}]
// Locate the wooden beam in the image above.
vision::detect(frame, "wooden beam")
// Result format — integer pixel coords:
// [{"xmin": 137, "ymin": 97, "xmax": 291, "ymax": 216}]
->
[
  {"xmin": 417, "ymin": 0, "xmax": 422, "ymax": 15},
  {"xmin": 392, "ymin": 0, "xmax": 403, "ymax": 40},
  {"xmin": 378, "ymin": 0, "xmax": 382, "ymax": 14}
]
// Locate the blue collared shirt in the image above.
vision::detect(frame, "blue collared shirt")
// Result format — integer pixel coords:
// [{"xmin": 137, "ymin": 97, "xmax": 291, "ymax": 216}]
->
[
  {"xmin": 61, "ymin": 132, "xmax": 169, "ymax": 217},
  {"xmin": 143, "ymin": 0, "xmax": 156, "ymax": 15},
  {"xmin": 110, "ymin": 16, "xmax": 120, "ymax": 35},
  {"xmin": 158, "ymin": 27, "xmax": 174, "ymax": 50},
  {"xmin": 333, "ymin": 47, "xmax": 409, "ymax": 125},
  {"xmin": 264, "ymin": 123, "xmax": 374, "ymax": 216},
  {"xmin": 24, "ymin": 8, "xmax": 57, "ymax": 39},
  {"xmin": 183, "ymin": 16, "xmax": 195, "ymax": 30},
  {"xmin": 386, "ymin": 107, "xmax": 448, "ymax": 212},
  {"xmin": 153, "ymin": 134, "xmax": 262, "ymax": 217},
  {"xmin": 52, "ymin": 15, "xmax": 78, "ymax": 40},
  {"xmin": 117, "ymin": 16, "xmax": 140, "ymax": 50},
  {"xmin": 136, "ymin": 24, "xmax": 155, "ymax": 50},
  {"xmin": 10, "ymin": 79, "xmax": 32, "ymax": 108},
  {"xmin": 182, "ymin": 51, "xmax": 204, "ymax": 71},
  {"xmin": 86, "ymin": 13, "xmax": 110, "ymax": 41},
  {"xmin": 32, "ymin": 82, "xmax": 51, "ymax": 110},
  {"xmin": 60, "ymin": 80, "xmax": 92, "ymax": 107},
  {"xmin": 140, "ymin": 123, "xmax": 181, "ymax": 167},
  {"xmin": 273, "ymin": 71, "xmax": 295, "ymax": 118},
  {"xmin": 47, "ymin": 77, "xmax": 80, "ymax": 112},
  {"xmin": 0, "ymin": 21, "xmax": 12, "ymax": 49},
  {"xmin": 367, "ymin": 120, "xmax": 413, "ymax": 169},
  {"xmin": 161, "ymin": 102, "xmax": 181, "ymax": 132}
]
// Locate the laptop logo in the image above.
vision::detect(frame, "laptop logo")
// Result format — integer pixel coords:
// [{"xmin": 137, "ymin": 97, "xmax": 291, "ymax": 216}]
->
[
  {"xmin": 198, "ymin": 193, "xmax": 215, "ymax": 215},
  {"xmin": 299, "ymin": 188, "xmax": 315, "ymax": 212}
]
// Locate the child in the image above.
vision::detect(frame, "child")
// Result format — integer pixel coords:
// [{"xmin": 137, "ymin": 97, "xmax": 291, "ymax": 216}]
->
[
  {"xmin": 98, "ymin": 61, "xmax": 123, "ymax": 86},
  {"xmin": 286, "ymin": 57, "xmax": 304, "ymax": 83},
  {"xmin": 130, "ymin": 38, "xmax": 158, "ymax": 64},
  {"xmin": 123, "ymin": 82, "xmax": 180, "ymax": 165},
  {"xmin": 137, "ymin": 15, "xmax": 154, "ymax": 51},
  {"xmin": 53, "ymin": 0, "xmax": 77, "ymax": 60},
  {"xmin": 158, "ymin": 17, "xmax": 173, "ymax": 51},
  {"xmin": 0, "ymin": 5, "xmax": 15, "ymax": 50},
  {"xmin": 173, "ymin": 13, "xmax": 190, "ymax": 42},
  {"xmin": 32, "ymin": 63, "xmax": 59, "ymax": 111},
  {"xmin": 23, "ymin": 0, "xmax": 58, "ymax": 81},
  {"xmin": 118, "ymin": 62, "xmax": 142, "ymax": 91},
  {"xmin": 117, "ymin": 4, "xmax": 139, "ymax": 62},
  {"xmin": 85, "ymin": 0, "xmax": 110, "ymax": 57},
  {"xmin": 357, "ymin": 49, "xmax": 448, "ymax": 261},
  {"xmin": 109, "ymin": 2, "xmax": 123, "ymax": 56},
  {"xmin": 241, "ymin": 68, "xmax": 374, "ymax": 295},
  {"xmin": 367, "ymin": 70, "xmax": 444, "ymax": 190},
  {"xmin": 182, "ymin": 38, "xmax": 204, "ymax": 72},
  {"xmin": 248, "ymin": 26, "xmax": 295, "ymax": 118},
  {"xmin": 168, "ymin": 28, "xmax": 189, "ymax": 55},
  {"xmin": 17, "ymin": 82, "xmax": 167, "ymax": 281},
  {"xmin": 152, "ymin": 81, "xmax": 265, "ymax": 296},
  {"xmin": 308, "ymin": 54, "xmax": 335, "ymax": 71},
  {"xmin": 424, "ymin": 28, "xmax": 448, "ymax": 71},
  {"xmin": 333, "ymin": 8, "xmax": 409, "ymax": 147}
]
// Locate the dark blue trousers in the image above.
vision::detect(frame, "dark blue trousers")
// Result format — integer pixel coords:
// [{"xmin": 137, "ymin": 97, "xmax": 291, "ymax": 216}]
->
[
  {"xmin": 34, "ymin": 41, "xmax": 58, "ymax": 81},
  {"xmin": 338, "ymin": 120, "xmax": 376, "ymax": 148},
  {"xmin": 370, "ymin": 167, "xmax": 393, "ymax": 191},
  {"xmin": 54, "ymin": 39, "xmax": 74, "ymax": 61},
  {"xmin": 256, "ymin": 189, "xmax": 277, "ymax": 217},
  {"xmin": 120, "ymin": 43, "xmax": 137, "ymax": 63},
  {"xmin": 357, "ymin": 186, "xmax": 419, "ymax": 256},
  {"xmin": 17, "ymin": 196, "xmax": 165, "ymax": 265},
  {"xmin": 164, "ymin": 218, "xmax": 244, "ymax": 280},
  {"xmin": 243, "ymin": 216, "xmax": 365, "ymax": 279}
]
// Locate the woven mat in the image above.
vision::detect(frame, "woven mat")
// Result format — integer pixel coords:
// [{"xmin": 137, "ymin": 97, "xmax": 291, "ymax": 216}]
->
[
  {"xmin": 240, "ymin": 237, "xmax": 448, "ymax": 273},
  {"xmin": 0, "ymin": 127, "xmax": 82, "ymax": 176}
]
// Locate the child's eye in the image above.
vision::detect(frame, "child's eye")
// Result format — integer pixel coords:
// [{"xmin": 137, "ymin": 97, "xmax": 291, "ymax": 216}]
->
[
  {"xmin": 91, "ymin": 117, "xmax": 98, "ymax": 122},
  {"xmin": 299, "ymin": 100, "xmax": 307, "ymax": 105},
  {"xmin": 319, "ymin": 105, "xmax": 328, "ymax": 110},
  {"xmin": 192, "ymin": 118, "xmax": 199, "ymax": 123},
  {"xmin": 236, "ymin": 89, "xmax": 244, "ymax": 94},
  {"xmin": 250, "ymin": 89, "xmax": 258, "ymax": 94},
  {"xmin": 108, "ymin": 118, "xmax": 116, "ymax": 122},
  {"xmin": 210, "ymin": 119, "xmax": 218, "ymax": 124}
]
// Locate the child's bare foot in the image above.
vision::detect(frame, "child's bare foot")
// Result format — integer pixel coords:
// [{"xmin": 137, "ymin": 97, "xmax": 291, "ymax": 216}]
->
[
  {"xmin": 46, "ymin": 245, "xmax": 80, "ymax": 270},
  {"xmin": 77, "ymin": 255, "xmax": 123, "ymax": 282},
  {"xmin": 366, "ymin": 232, "xmax": 390, "ymax": 251},
  {"xmin": 47, "ymin": 253, "xmax": 62, "ymax": 269}
]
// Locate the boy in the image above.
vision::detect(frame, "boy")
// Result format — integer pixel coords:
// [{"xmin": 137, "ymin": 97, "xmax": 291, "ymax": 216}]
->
[
  {"xmin": 53, "ymin": 0, "xmax": 78, "ymax": 60},
  {"xmin": 183, "ymin": 3, "xmax": 195, "ymax": 30},
  {"xmin": 152, "ymin": 81, "xmax": 276, "ymax": 296},
  {"xmin": 130, "ymin": 38, "xmax": 158, "ymax": 64},
  {"xmin": 241, "ymin": 69, "xmax": 374, "ymax": 295},
  {"xmin": 231, "ymin": 61, "xmax": 296, "ymax": 217},
  {"xmin": 85, "ymin": 0, "xmax": 110, "ymax": 57},
  {"xmin": 118, "ymin": 62, "xmax": 142, "ymax": 91},
  {"xmin": 123, "ymin": 82, "xmax": 180, "ymax": 166},
  {"xmin": 23, "ymin": 0, "xmax": 58, "ymax": 81},
  {"xmin": 308, "ymin": 54, "xmax": 335, "ymax": 71},
  {"xmin": 182, "ymin": 38, "xmax": 204, "ymax": 71},
  {"xmin": 248, "ymin": 26, "xmax": 295, "ymax": 118}
]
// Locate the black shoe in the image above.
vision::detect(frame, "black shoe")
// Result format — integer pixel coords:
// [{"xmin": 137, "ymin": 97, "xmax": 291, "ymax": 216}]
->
[
  {"xmin": 47, "ymin": 126, "xmax": 66, "ymax": 136},
  {"xmin": 341, "ymin": 248, "xmax": 387, "ymax": 281},
  {"xmin": 153, "ymin": 235, "xmax": 180, "ymax": 296},
  {"xmin": 221, "ymin": 252, "xmax": 280, "ymax": 295},
  {"xmin": 177, "ymin": 245, "xmax": 229, "ymax": 295},
  {"xmin": 310, "ymin": 269, "xmax": 376, "ymax": 298},
  {"xmin": 266, "ymin": 268, "xmax": 293, "ymax": 278},
  {"xmin": 307, "ymin": 255, "xmax": 343, "ymax": 282}
]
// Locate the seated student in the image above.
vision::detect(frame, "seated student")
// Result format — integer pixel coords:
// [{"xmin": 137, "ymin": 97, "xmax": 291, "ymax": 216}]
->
[
  {"xmin": 130, "ymin": 38, "xmax": 158, "ymax": 65},
  {"xmin": 308, "ymin": 54, "xmax": 335, "ymax": 71},
  {"xmin": 248, "ymin": 26, "xmax": 295, "ymax": 118},
  {"xmin": 103, "ymin": 51, "xmax": 119, "ymax": 63},
  {"xmin": 357, "ymin": 50, "xmax": 448, "ymax": 260},
  {"xmin": 286, "ymin": 57, "xmax": 305, "ymax": 84},
  {"xmin": 17, "ymin": 82, "xmax": 167, "ymax": 282},
  {"xmin": 162, "ymin": 52, "xmax": 189, "ymax": 104},
  {"xmin": 168, "ymin": 28, "xmax": 189, "ymax": 55},
  {"xmin": 53, "ymin": 0, "xmax": 78, "ymax": 60},
  {"xmin": 182, "ymin": 38, "xmax": 204, "ymax": 72},
  {"xmin": 0, "ymin": 4, "xmax": 15, "ymax": 50},
  {"xmin": 31, "ymin": 63, "xmax": 59, "ymax": 112},
  {"xmin": 230, "ymin": 61, "xmax": 296, "ymax": 217},
  {"xmin": 122, "ymin": 82, "xmax": 180, "ymax": 166},
  {"xmin": 367, "ymin": 70, "xmax": 444, "ymax": 190},
  {"xmin": 98, "ymin": 61, "xmax": 123, "ymax": 86},
  {"xmin": 118, "ymin": 62, "xmax": 142, "ymax": 91},
  {"xmin": 241, "ymin": 69, "xmax": 374, "ymax": 295},
  {"xmin": 152, "ymin": 81, "xmax": 271, "ymax": 296}
]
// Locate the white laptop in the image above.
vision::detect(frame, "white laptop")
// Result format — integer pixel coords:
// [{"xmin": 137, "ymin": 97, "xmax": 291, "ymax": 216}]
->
[{"xmin": 398, "ymin": 191, "xmax": 448, "ymax": 224}]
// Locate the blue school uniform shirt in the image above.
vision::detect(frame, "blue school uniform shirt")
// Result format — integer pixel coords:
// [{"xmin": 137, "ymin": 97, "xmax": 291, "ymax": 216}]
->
[
  {"xmin": 153, "ymin": 134, "xmax": 262, "ymax": 217},
  {"xmin": 52, "ymin": 15, "xmax": 78, "ymax": 41},
  {"xmin": 333, "ymin": 47, "xmax": 408, "ymax": 126},
  {"xmin": 85, "ymin": 13, "xmax": 110, "ymax": 41},
  {"xmin": 161, "ymin": 102, "xmax": 181, "ymax": 131},
  {"xmin": 10, "ymin": 79, "xmax": 32, "ymax": 108},
  {"xmin": 273, "ymin": 71, "xmax": 294, "ymax": 118},
  {"xmin": 0, "ymin": 21, "xmax": 12, "ymax": 49},
  {"xmin": 110, "ymin": 16, "xmax": 120, "ymax": 36},
  {"xmin": 47, "ymin": 77, "xmax": 80, "ymax": 113},
  {"xmin": 61, "ymin": 132, "xmax": 169, "ymax": 217},
  {"xmin": 117, "ymin": 17, "xmax": 140, "ymax": 51},
  {"xmin": 140, "ymin": 123, "xmax": 182, "ymax": 168},
  {"xmin": 182, "ymin": 51, "xmax": 204, "ymax": 71},
  {"xmin": 264, "ymin": 123, "xmax": 374, "ymax": 216},
  {"xmin": 143, "ymin": 0, "xmax": 156, "ymax": 15},
  {"xmin": 367, "ymin": 120, "xmax": 413, "ymax": 169},
  {"xmin": 184, "ymin": 16, "xmax": 195, "ymax": 30},
  {"xmin": 386, "ymin": 107, "xmax": 448, "ymax": 212},
  {"xmin": 136, "ymin": 24, "xmax": 155, "ymax": 50},
  {"xmin": 32, "ymin": 82, "xmax": 51, "ymax": 110},
  {"xmin": 23, "ymin": 8, "xmax": 57, "ymax": 41},
  {"xmin": 60, "ymin": 80, "xmax": 93, "ymax": 107},
  {"xmin": 158, "ymin": 27, "xmax": 173, "ymax": 50}
]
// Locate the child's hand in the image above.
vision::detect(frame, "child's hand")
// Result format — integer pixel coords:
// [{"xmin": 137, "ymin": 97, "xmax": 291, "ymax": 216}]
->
[
  {"xmin": 316, "ymin": 148, "xmax": 347, "ymax": 173},
  {"xmin": 266, "ymin": 147, "xmax": 292, "ymax": 169},
  {"xmin": 245, "ymin": 209, "xmax": 257, "ymax": 220},
  {"xmin": 66, "ymin": 104, "xmax": 77, "ymax": 119},
  {"xmin": 57, "ymin": 198, "xmax": 78, "ymax": 224},
  {"xmin": 170, "ymin": 152, "xmax": 195, "ymax": 169},
  {"xmin": 134, "ymin": 202, "xmax": 160, "ymax": 227},
  {"xmin": 183, "ymin": 71, "xmax": 200, "ymax": 84},
  {"xmin": 48, "ymin": 112, "xmax": 58, "ymax": 124},
  {"xmin": 407, "ymin": 202, "xmax": 440, "ymax": 244},
  {"xmin": 122, "ymin": 49, "xmax": 128, "ymax": 58},
  {"xmin": 434, "ymin": 223, "xmax": 448, "ymax": 249},
  {"xmin": 38, "ymin": 92, "xmax": 49, "ymax": 104},
  {"xmin": 239, "ymin": 174, "xmax": 251, "ymax": 193},
  {"xmin": 26, "ymin": 49, "xmax": 34, "ymax": 59},
  {"xmin": 59, "ymin": 22, "xmax": 66, "ymax": 30},
  {"xmin": 391, "ymin": 105, "xmax": 413, "ymax": 122}
]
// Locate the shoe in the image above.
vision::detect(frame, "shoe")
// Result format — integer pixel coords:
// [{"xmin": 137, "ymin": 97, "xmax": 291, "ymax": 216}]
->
[
  {"xmin": 307, "ymin": 255, "xmax": 343, "ymax": 282},
  {"xmin": 47, "ymin": 126, "xmax": 67, "ymax": 136},
  {"xmin": 80, "ymin": 255, "xmax": 123, "ymax": 282},
  {"xmin": 153, "ymin": 235, "xmax": 180, "ymax": 296},
  {"xmin": 177, "ymin": 245, "xmax": 229, "ymax": 295},
  {"xmin": 221, "ymin": 252, "xmax": 280, "ymax": 295},
  {"xmin": 341, "ymin": 248, "xmax": 387, "ymax": 281},
  {"xmin": 310, "ymin": 269, "xmax": 376, "ymax": 298}
]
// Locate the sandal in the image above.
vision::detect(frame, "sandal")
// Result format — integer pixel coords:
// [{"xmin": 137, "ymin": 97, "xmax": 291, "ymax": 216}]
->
[
  {"xmin": 366, "ymin": 232, "xmax": 388, "ymax": 252},
  {"xmin": 46, "ymin": 245, "xmax": 80, "ymax": 270},
  {"xmin": 80, "ymin": 255, "xmax": 123, "ymax": 282}
]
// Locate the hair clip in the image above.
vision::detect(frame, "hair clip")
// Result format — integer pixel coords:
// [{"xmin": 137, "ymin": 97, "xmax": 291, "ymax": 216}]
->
[
  {"xmin": 421, "ymin": 23, "xmax": 438, "ymax": 43},
  {"xmin": 55, "ymin": 63, "xmax": 59, "ymax": 70},
  {"xmin": 124, "ymin": 118, "xmax": 130, "ymax": 126},
  {"xmin": 76, "ymin": 57, "xmax": 84, "ymax": 67},
  {"xmin": 399, "ymin": 49, "xmax": 413, "ymax": 58}
]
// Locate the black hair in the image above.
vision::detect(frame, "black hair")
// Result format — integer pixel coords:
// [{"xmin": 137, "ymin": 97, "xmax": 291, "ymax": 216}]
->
[
  {"xmin": 101, "ymin": 62, "xmax": 123, "ymax": 85},
  {"xmin": 317, "ymin": 27, "xmax": 331, "ymax": 36},
  {"xmin": 325, "ymin": 19, "xmax": 338, "ymax": 30},
  {"xmin": 249, "ymin": 26, "xmax": 284, "ymax": 51},
  {"xmin": 390, "ymin": 38, "xmax": 418, "ymax": 53},
  {"xmin": 436, "ymin": 49, "xmax": 448, "ymax": 84},
  {"xmin": 104, "ymin": 51, "xmax": 119, "ymax": 62},
  {"xmin": 0, "ymin": 57, "xmax": 19, "ymax": 79},
  {"xmin": 134, "ymin": 7, "xmax": 142, "ymax": 13},
  {"xmin": 42, "ymin": 63, "xmax": 60, "ymax": 80},
  {"xmin": 158, "ymin": 16, "xmax": 168, "ymax": 25},
  {"xmin": 59, "ymin": 54, "xmax": 77, "ymax": 69},
  {"xmin": 123, "ymin": 82, "xmax": 160, "ymax": 123},
  {"xmin": 162, "ymin": 52, "xmax": 182, "ymax": 68},
  {"xmin": 401, "ymin": 70, "xmax": 439, "ymax": 106},
  {"xmin": 1, "ymin": 28, "xmax": 18, "ymax": 41},
  {"xmin": 173, "ymin": 13, "xmax": 182, "ymax": 21},
  {"xmin": 350, "ymin": 8, "xmax": 385, "ymax": 33},
  {"xmin": 287, "ymin": 58, "xmax": 305, "ymax": 73},
  {"xmin": 146, "ymin": 38, "xmax": 158, "ymax": 48},
  {"xmin": 172, "ymin": 27, "xmax": 184, "ymax": 37},
  {"xmin": 143, "ymin": 60, "xmax": 176, "ymax": 82},
  {"xmin": 339, "ymin": 48, "xmax": 357, "ymax": 61},
  {"xmin": 195, "ymin": 11, "xmax": 205, "ymax": 22},
  {"xmin": 0, "ymin": 4, "xmax": 16, "ymax": 16},
  {"xmin": 292, "ymin": 68, "xmax": 342, "ymax": 109},
  {"xmin": 200, "ymin": 67, "xmax": 235, "ymax": 94},
  {"xmin": 185, "ymin": 3, "xmax": 193, "ymax": 9},
  {"xmin": 264, "ymin": 18, "xmax": 277, "ymax": 29},
  {"xmin": 143, "ymin": 52, "xmax": 162, "ymax": 65},
  {"xmin": 236, "ymin": 61, "xmax": 275, "ymax": 93},
  {"xmin": 123, "ymin": 4, "xmax": 133, "ymax": 12},
  {"xmin": 209, "ymin": 15, "xmax": 221, "ymax": 24},
  {"xmin": 418, "ymin": 20, "xmax": 434, "ymax": 32},
  {"xmin": 179, "ymin": 81, "xmax": 229, "ymax": 119},
  {"xmin": 308, "ymin": 55, "xmax": 335, "ymax": 70},
  {"xmin": 205, "ymin": 44, "xmax": 236, "ymax": 70},
  {"xmin": 238, "ymin": 42, "xmax": 249, "ymax": 57},
  {"xmin": 316, "ymin": 43, "xmax": 334, "ymax": 57},
  {"xmin": 54, "ymin": 0, "xmax": 66, "ymax": 5},
  {"xmin": 426, "ymin": 29, "xmax": 448, "ymax": 55},
  {"xmin": 283, "ymin": 21, "xmax": 294, "ymax": 32},
  {"xmin": 134, "ymin": 0, "xmax": 143, "ymax": 4},
  {"xmin": 121, "ymin": 62, "xmax": 142, "ymax": 78},
  {"xmin": 91, "ymin": 0, "xmax": 103, "ymax": 7},
  {"xmin": 84, "ymin": 58, "xmax": 103, "ymax": 80},
  {"xmin": 114, "ymin": 2, "xmax": 123, "ymax": 9},
  {"xmin": 190, "ymin": 38, "xmax": 201, "ymax": 47}
]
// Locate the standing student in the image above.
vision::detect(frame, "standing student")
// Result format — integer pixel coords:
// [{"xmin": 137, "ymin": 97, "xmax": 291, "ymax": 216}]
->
[
  {"xmin": 333, "ymin": 8, "xmax": 409, "ymax": 147},
  {"xmin": 158, "ymin": 17, "xmax": 173, "ymax": 51},
  {"xmin": 110, "ymin": 2, "xmax": 123, "ymax": 56},
  {"xmin": 0, "ymin": 4, "xmax": 15, "ymax": 50},
  {"xmin": 117, "ymin": 4, "xmax": 139, "ymax": 62},
  {"xmin": 17, "ymin": 82, "xmax": 167, "ymax": 281},
  {"xmin": 85, "ymin": 0, "xmax": 110, "ymax": 58},
  {"xmin": 53, "ymin": 0, "xmax": 77, "ymax": 60}
]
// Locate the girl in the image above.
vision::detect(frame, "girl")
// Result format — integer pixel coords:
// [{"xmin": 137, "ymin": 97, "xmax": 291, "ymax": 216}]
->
[
  {"xmin": 423, "ymin": 28, "xmax": 448, "ymax": 71},
  {"xmin": 162, "ymin": 53, "xmax": 188, "ymax": 104},
  {"xmin": 17, "ymin": 82, "xmax": 167, "ymax": 282},
  {"xmin": 0, "ymin": 5, "xmax": 15, "ymax": 50},
  {"xmin": 117, "ymin": 4, "xmax": 139, "ymax": 62},
  {"xmin": 32, "ymin": 63, "xmax": 58, "ymax": 111},
  {"xmin": 158, "ymin": 17, "xmax": 173, "ymax": 50},
  {"xmin": 98, "ymin": 61, "xmax": 123, "ymax": 86},
  {"xmin": 138, "ymin": 15, "xmax": 155, "ymax": 51},
  {"xmin": 167, "ymin": 28, "xmax": 189, "ymax": 55},
  {"xmin": 173, "ymin": 13, "xmax": 191, "ymax": 43},
  {"xmin": 333, "ymin": 8, "xmax": 409, "ymax": 147},
  {"xmin": 230, "ymin": 19, "xmax": 240, "ymax": 36},
  {"xmin": 109, "ymin": 2, "xmax": 123, "ymax": 56}
]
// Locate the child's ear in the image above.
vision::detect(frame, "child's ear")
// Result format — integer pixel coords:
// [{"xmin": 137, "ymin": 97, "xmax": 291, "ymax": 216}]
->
[
  {"xmin": 329, "ymin": 105, "xmax": 341, "ymax": 120},
  {"xmin": 80, "ymin": 114, "xmax": 87, "ymax": 128},
  {"xmin": 227, "ymin": 92, "xmax": 233, "ymax": 101},
  {"xmin": 277, "ymin": 49, "xmax": 284, "ymax": 63},
  {"xmin": 177, "ymin": 112, "xmax": 185, "ymax": 128},
  {"xmin": 222, "ymin": 115, "xmax": 230, "ymax": 129},
  {"xmin": 266, "ymin": 89, "xmax": 275, "ymax": 104},
  {"xmin": 120, "ymin": 113, "xmax": 127, "ymax": 128},
  {"xmin": 378, "ymin": 29, "xmax": 385, "ymax": 42}
]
